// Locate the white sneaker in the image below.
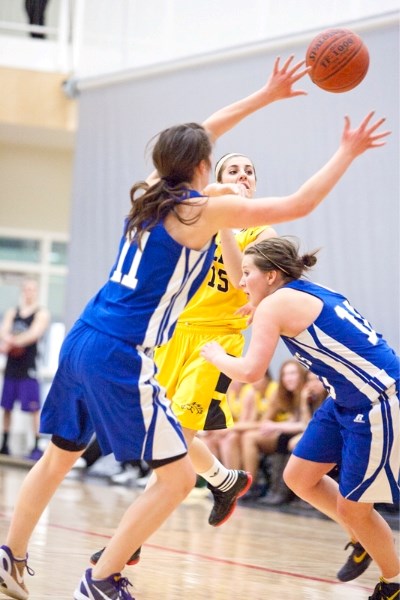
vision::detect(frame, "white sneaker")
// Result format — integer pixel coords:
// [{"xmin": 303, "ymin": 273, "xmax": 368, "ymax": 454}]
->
[
  {"xmin": 135, "ymin": 473, "xmax": 151, "ymax": 488},
  {"xmin": 0, "ymin": 545, "xmax": 34, "ymax": 600},
  {"xmin": 72, "ymin": 457, "xmax": 88, "ymax": 470},
  {"xmin": 110, "ymin": 465, "xmax": 138, "ymax": 485}
]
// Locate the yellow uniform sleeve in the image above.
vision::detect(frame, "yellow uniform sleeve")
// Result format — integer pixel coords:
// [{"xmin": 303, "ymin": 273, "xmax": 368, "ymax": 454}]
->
[{"xmin": 176, "ymin": 227, "xmax": 268, "ymax": 330}]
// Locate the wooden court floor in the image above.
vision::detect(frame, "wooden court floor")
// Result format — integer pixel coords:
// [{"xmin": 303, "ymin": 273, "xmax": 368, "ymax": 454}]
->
[{"xmin": 0, "ymin": 465, "xmax": 397, "ymax": 600}]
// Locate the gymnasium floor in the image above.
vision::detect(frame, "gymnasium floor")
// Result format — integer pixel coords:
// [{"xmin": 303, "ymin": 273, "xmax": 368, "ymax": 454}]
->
[{"xmin": 1, "ymin": 463, "xmax": 397, "ymax": 599}]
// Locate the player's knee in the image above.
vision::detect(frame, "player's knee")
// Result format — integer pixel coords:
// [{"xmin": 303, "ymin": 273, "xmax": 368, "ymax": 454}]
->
[
  {"xmin": 337, "ymin": 495, "xmax": 372, "ymax": 526},
  {"xmin": 158, "ymin": 456, "xmax": 196, "ymax": 498},
  {"xmin": 282, "ymin": 458, "xmax": 306, "ymax": 494},
  {"xmin": 181, "ymin": 460, "xmax": 196, "ymax": 492},
  {"xmin": 282, "ymin": 461, "xmax": 296, "ymax": 491}
]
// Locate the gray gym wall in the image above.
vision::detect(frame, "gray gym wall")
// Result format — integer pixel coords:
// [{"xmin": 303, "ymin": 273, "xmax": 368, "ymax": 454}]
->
[{"xmin": 66, "ymin": 18, "xmax": 399, "ymax": 374}]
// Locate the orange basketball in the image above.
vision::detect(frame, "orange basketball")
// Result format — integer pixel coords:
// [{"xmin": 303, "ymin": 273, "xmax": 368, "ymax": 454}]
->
[{"xmin": 306, "ymin": 28, "xmax": 369, "ymax": 93}]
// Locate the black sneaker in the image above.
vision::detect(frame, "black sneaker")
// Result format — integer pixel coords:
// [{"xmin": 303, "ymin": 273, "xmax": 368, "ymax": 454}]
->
[
  {"xmin": 337, "ymin": 541, "xmax": 372, "ymax": 582},
  {"xmin": 208, "ymin": 471, "xmax": 252, "ymax": 527},
  {"xmin": 369, "ymin": 578, "xmax": 400, "ymax": 600},
  {"xmin": 90, "ymin": 546, "xmax": 141, "ymax": 567}
]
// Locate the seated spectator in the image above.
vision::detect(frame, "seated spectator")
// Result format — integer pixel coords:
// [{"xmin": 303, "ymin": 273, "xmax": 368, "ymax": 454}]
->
[
  {"xmin": 260, "ymin": 370, "xmax": 328, "ymax": 505},
  {"xmin": 200, "ymin": 370, "xmax": 276, "ymax": 465},
  {"xmin": 287, "ymin": 371, "xmax": 328, "ymax": 452},
  {"xmin": 237, "ymin": 359, "xmax": 307, "ymax": 498},
  {"xmin": 229, "ymin": 370, "xmax": 277, "ymax": 423}
]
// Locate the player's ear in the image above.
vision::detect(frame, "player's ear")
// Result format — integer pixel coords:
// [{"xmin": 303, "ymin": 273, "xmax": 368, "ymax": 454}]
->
[
  {"xmin": 197, "ymin": 158, "xmax": 211, "ymax": 176},
  {"xmin": 266, "ymin": 269, "xmax": 279, "ymax": 286}
]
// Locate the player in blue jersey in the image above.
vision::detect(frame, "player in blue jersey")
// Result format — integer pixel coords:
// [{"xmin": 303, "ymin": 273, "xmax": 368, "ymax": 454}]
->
[
  {"xmin": 0, "ymin": 97, "xmax": 390, "ymax": 600},
  {"xmin": 201, "ymin": 236, "xmax": 399, "ymax": 600}
]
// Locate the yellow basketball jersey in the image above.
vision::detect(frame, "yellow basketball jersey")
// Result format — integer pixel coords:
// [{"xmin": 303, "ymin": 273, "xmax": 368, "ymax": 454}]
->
[{"xmin": 176, "ymin": 227, "xmax": 266, "ymax": 330}]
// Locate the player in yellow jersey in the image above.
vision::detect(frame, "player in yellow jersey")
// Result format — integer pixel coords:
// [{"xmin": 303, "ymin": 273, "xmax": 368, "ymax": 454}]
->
[
  {"xmin": 152, "ymin": 56, "xmax": 314, "ymax": 528},
  {"xmin": 154, "ymin": 153, "xmax": 276, "ymax": 527}
]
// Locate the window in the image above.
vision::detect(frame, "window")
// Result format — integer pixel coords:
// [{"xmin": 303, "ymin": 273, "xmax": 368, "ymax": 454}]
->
[{"xmin": 0, "ymin": 229, "xmax": 68, "ymax": 323}]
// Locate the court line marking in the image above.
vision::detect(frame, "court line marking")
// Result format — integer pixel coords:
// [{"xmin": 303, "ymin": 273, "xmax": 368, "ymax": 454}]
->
[{"xmin": 0, "ymin": 512, "xmax": 371, "ymax": 592}]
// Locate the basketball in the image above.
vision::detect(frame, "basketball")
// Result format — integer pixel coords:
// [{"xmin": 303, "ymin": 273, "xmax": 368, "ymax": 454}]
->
[{"xmin": 306, "ymin": 28, "xmax": 369, "ymax": 93}]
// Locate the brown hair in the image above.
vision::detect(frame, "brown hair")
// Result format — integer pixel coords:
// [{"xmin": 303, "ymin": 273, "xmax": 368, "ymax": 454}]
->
[
  {"xmin": 245, "ymin": 237, "xmax": 319, "ymax": 280},
  {"xmin": 275, "ymin": 359, "xmax": 307, "ymax": 416},
  {"xmin": 126, "ymin": 123, "xmax": 212, "ymax": 245}
]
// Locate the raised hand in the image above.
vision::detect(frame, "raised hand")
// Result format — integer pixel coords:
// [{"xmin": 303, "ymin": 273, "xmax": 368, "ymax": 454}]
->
[
  {"xmin": 262, "ymin": 55, "xmax": 310, "ymax": 103},
  {"xmin": 202, "ymin": 55, "xmax": 310, "ymax": 142},
  {"xmin": 340, "ymin": 111, "xmax": 391, "ymax": 158}
]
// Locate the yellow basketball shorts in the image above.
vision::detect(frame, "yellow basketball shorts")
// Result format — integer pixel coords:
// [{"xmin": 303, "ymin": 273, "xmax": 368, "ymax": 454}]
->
[{"xmin": 154, "ymin": 323, "xmax": 245, "ymax": 431}]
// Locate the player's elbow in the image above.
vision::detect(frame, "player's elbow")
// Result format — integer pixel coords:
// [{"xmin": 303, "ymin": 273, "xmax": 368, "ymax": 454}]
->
[
  {"xmin": 240, "ymin": 365, "xmax": 266, "ymax": 383},
  {"xmin": 287, "ymin": 194, "xmax": 310, "ymax": 219}
]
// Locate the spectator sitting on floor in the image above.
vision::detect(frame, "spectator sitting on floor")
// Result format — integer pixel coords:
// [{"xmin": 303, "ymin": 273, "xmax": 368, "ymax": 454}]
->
[
  {"xmin": 259, "ymin": 370, "xmax": 328, "ymax": 506},
  {"xmin": 235, "ymin": 358, "xmax": 307, "ymax": 499},
  {"xmin": 200, "ymin": 370, "xmax": 277, "ymax": 466}
]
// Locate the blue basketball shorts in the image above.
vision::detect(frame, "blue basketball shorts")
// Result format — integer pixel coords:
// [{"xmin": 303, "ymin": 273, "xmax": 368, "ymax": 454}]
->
[
  {"xmin": 40, "ymin": 320, "xmax": 187, "ymax": 465},
  {"xmin": 293, "ymin": 393, "xmax": 399, "ymax": 503}
]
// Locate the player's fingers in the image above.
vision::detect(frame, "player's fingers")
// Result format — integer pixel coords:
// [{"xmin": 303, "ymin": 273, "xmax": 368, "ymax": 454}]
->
[
  {"xmin": 343, "ymin": 115, "xmax": 351, "ymax": 132},
  {"xmin": 289, "ymin": 66, "xmax": 311, "ymax": 82},
  {"xmin": 281, "ymin": 54, "xmax": 295, "ymax": 72},
  {"xmin": 291, "ymin": 90, "xmax": 308, "ymax": 97},
  {"xmin": 272, "ymin": 56, "xmax": 281, "ymax": 74},
  {"xmin": 369, "ymin": 130, "xmax": 391, "ymax": 142},
  {"xmin": 358, "ymin": 110, "xmax": 376, "ymax": 130},
  {"xmin": 287, "ymin": 60, "xmax": 307, "ymax": 76},
  {"xmin": 366, "ymin": 117, "xmax": 387, "ymax": 134}
]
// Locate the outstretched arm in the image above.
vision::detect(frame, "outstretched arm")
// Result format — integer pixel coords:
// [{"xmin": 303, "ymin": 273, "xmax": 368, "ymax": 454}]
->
[
  {"xmin": 147, "ymin": 55, "xmax": 309, "ymax": 186},
  {"xmin": 202, "ymin": 111, "xmax": 391, "ymax": 232},
  {"xmin": 203, "ymin": 55, "xmax": 309, "ymax": 141},
  {"xmin": 201, "ymin": 298, "xmax": 281, "ymax": 382}
]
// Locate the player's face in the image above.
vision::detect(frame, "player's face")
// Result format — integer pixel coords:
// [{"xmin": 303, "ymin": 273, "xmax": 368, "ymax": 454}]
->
[
  {"xmin": 220, "ymin": 155, "xmax": 256, "ymax": 198},
  {"xmin": 239, "ymin": 255, "xmax": 270, "ymax": 306}
]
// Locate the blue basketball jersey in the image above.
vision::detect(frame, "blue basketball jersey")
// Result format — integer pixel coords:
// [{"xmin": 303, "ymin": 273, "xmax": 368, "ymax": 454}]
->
[
  {"xmin": 281, "ymin": 280, "xmax": 399, "ymax": 409},
  {"xmin": 42, "ymin": 191, "xmax": 217, "ymax": 463},
  {"xmin": 81, "ymin": 199, "xmax": 216, "ymax": 348}
]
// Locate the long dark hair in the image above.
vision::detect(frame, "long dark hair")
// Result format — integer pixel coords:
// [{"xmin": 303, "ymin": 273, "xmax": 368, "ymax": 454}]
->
[
  {"xmin": 245, "ymin": 237, "xmax": 319, "ymax": 281},
  {"xmin": 126, "ymin": 123, "xmax": 212, "ymax": 246}
]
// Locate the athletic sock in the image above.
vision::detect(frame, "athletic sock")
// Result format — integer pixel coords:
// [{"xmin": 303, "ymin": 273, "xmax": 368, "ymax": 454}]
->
[{"xmin": 198, "ymin": 458, "xmax": 238, "ymax": 490}]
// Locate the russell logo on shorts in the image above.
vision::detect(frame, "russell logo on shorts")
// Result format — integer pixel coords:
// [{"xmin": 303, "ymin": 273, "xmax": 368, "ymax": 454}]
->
[{"xmin": 353, "ymin": 413, "xmax": 366, "ymax": 424}]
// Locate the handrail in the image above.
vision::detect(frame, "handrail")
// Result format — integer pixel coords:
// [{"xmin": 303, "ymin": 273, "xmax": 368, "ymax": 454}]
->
[{"xmin": 0, "ymin": 22, "xmax": 56, "ymax": 35}]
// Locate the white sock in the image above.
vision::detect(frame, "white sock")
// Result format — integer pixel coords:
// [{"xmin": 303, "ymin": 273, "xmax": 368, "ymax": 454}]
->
[{"xmin": 198, "ymin": 458, "xmax": 238, "ymax": 490}]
